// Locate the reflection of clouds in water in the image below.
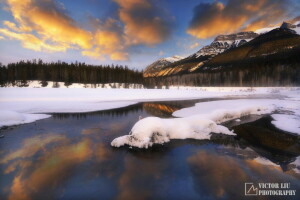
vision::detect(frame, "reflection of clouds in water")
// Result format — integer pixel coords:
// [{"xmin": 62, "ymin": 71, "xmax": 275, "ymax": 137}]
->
[
  {"xmin": 116, "ymin": 156, "xmax": 166, "ymax": 200},
  {"xmin": 0, "ymin": 133, "xmax": 113, "ymax": 200},
  {"xmin": 81, "ymin": 128, "xmax": 100, "ymax": 135},
  {"xmin": 109, "ymin": 122, "xmax": 129, "ymax": 135},
  {"xmin": 1, "ymin": 134, "xmax": 68, "ymax": 164},
  {"xmin": 188, "ymin": 150, "xmax": 300, "ymax": 199},
  {"xmin": 188, "ymin": 150, "xmax": 248, "ymax": 199}
]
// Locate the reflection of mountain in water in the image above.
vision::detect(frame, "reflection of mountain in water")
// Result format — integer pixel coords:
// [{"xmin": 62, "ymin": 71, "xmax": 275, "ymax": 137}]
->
[{"xmin": 143, "ymin": 103, "xmax": 180, "ymax": 117}]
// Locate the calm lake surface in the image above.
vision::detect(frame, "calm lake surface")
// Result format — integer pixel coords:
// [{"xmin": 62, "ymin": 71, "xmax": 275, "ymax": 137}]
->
[{"xmin": 0, "ymin": 99, "xmax": 299, "ymax": 200}]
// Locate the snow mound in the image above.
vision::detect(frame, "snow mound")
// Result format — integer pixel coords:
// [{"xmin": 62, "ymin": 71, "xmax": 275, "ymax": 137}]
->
[
  {"xmin": 111, "ymin": 116, "xmax": 234, "ymax": 148},
  {"xmin": 112, "ymin": 96, "xmax": 300, "ymax": 148},
  {"xmin": 271, "ymin": 114, "xmax": 300, "ymax": 134},
  {"xmin": 0, "ymin": 111, "xmax": 50, "ymax": 127}
]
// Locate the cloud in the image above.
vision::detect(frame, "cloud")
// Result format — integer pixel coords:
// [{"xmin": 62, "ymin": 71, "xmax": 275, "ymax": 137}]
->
[
  {"xmin": 159, "ymin": 50, "xmax": 164, "ymax": 56},
  {"xmin": 5, "ymin": 0, "xmax": 92, "ymax": 49},
  {"xmin": 189, "ymin": 42, "xmax": 199, "ymax": 49},
  {"xmin": 113, "ymin": 0, "xmax": 173, "ymax": 45},
  {"xmin": 82, "ymin": 17, "xmax": 129, "ymax": 61},
  {"xmin": 1, "ymin": 0, "xmax": 174, "ymax": 61},
  {"xmin": 0, "ymin": 28, "xmax": 68, "ymax": 52},
  {"xmin": 187, "ymin": 0, "xmax": 290, "ymax": 39}
]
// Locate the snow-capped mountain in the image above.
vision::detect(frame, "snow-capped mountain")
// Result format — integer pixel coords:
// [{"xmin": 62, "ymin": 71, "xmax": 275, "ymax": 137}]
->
[
  {"xmin": 255, "ymin": 21, "xmax": 300, "ymax": 34},
  {"xmin": 192, "ymin": 31, "xmax": 258, "ymax": 58},
  {"xmin": 144, "ymin": 32, "xmax": 258, "ymax": 77},
  {"xmin": 143, "ymin": 55, "xmax": 183, "ymax": 77},
  {"xmin": 143, "ymin": 21, "xmax": 300, "ymax": 78}
]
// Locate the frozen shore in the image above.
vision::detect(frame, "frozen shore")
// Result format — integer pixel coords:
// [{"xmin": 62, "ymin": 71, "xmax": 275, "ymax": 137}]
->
[
  {"xmin": 0, "ymin": 87, "xmax": 299, "ymax": 129},
  {"xmin": 111, "ymin": 89, "xmax": 300, "ymax": 148}
]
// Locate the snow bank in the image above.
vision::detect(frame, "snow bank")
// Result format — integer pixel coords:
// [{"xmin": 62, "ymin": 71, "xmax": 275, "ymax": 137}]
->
[
  {"xmin": 271, "ymin": 114, "xmax": 300, "ymax": 134},
  {"xmin": 173, "ymin": 99, "xmax": 277, "ymax": 119},
  {"xmin": 0, "ymin": 87, "xmax": 299, "ymax": 128},
  {"xmin": 2, "ymin": 80, "xmax": 144, "ymax": 89},
  {"xmin": 111, "ymin": 116, "xmax": 234, "ymax": 148},
  {"xmin": 0, "ymin": 111, "xmax": 50, "ymax": 127},
  {"xmin": 174, "ymin": 98, "xmax": 300, "ymax": 135},
  {"xmin": 112, "ymin": 95, "xmax": 300, "ymax": 148}
]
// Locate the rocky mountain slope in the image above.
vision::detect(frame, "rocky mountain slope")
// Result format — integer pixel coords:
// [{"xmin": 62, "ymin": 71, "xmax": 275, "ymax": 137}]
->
[
  {"xmin": 196, "ymin": 27, "xmax": 300, "ymax": 72},
  {"xmin": 191, "ymin": 31, "xmax": 258, "ymax": 58},
  {"xmin": 144, "ymin": 22, "xmax": 300, "ymax": 78},
  {"xmin": 143, "ymin": 55, "xmax": 183, "ymax": 77},
  {"xmin": 144, "ymin": 31, "xmax": 258, "ymax": 77}
]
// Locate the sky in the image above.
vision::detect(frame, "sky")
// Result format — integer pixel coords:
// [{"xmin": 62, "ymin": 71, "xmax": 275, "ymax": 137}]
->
[{"xmin": 0, "ymin": 0, "xmax": 299, "ymax": 70}]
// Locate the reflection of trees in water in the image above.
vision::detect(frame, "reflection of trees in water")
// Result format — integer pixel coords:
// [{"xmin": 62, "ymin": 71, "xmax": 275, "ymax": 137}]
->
[{"xmin": 51, "ymin": 103, "xmax": 144, "ymax": 119}]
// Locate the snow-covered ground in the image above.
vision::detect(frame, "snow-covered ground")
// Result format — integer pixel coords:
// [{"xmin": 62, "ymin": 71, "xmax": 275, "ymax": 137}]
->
[
  {"xmin": 111, "ymin": 88, "xmax": 300, "ymax": 148},
  {"xmin": 3, "ymin": 80, "xmax": 143, "ymax": 89},
  {"xmin": 0, "ymin": 87, "xmax": 299, "ymax": 133}
]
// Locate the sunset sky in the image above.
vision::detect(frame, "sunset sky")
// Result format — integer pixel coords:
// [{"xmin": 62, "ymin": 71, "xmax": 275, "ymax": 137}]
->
[{"xmin": 0, "ymin": 0, "xmax": 299, "ymax": 69}]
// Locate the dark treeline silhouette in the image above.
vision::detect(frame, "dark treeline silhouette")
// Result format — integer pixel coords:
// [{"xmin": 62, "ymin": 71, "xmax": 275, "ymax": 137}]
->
[{"xmin": 0, "ymin": 59, "xmax": 143, "ymax": 87}]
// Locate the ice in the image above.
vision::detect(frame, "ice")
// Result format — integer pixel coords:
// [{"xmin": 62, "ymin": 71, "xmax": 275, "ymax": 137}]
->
[{"xmin": 0, "ymin": 111, "xmax": 50, "ymax": 127}]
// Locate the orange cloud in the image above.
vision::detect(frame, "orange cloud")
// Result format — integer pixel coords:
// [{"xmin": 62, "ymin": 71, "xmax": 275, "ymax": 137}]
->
[
  {"xmin": 114, "ymin": 0, "xmax": 173, "ymax": 45},
  {"xmin": 189, "ymin": 42, "xmax": 200, "ymax": 49},
  {"xmin": 1, "ymin": 0, "xmax": 173, "ymax": 61},
  {"xmin": 187, "ymin": 0, "xmax": 288, "ymax": 39},
  {"xmin": 6, "ymin": 0, "xmax": 92, "ymax": 49},
  {"xmin": 0, "ymin": 28, "xmax": 68, "ymax": 52}
]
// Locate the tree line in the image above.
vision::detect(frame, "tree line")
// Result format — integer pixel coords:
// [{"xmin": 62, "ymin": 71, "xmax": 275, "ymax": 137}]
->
[
  {"xmin": 0, "ymin": 59, "xmax": 144, "ymax": 87},
  {"xmin": 145, "ymin": 63, "xmax": 300, "ymax": 88}
]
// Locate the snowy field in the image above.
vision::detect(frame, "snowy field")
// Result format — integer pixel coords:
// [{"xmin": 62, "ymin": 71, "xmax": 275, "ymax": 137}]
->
[
  {"xmin": 0, "ymin": 87, "xmax": 299, "ymax": 144},
  {"xmin": 3, "ymin": 80, "xmax": 143, "ymax": 89}
]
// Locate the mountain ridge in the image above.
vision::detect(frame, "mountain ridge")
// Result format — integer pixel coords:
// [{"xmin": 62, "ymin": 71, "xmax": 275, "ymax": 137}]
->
[{"xmin": 144, "ymin": 21, "xmax": 300, "ymax": 78}]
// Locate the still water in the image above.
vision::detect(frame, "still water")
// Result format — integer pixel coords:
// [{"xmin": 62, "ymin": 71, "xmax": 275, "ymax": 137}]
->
[{"xmin": 0, "ymin": 99, "xmax": 299, "ymax": 200}]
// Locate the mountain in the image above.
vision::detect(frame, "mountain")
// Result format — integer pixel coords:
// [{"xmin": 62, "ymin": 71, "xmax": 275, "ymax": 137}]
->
[
  {"xmin": 191, "ymin": 31, "xmax": 258, "ymax": 58},
  {"xmin": 195, "ymin": 27, "xmax": 300, "ymax": 72},
  {"xmin": 144, "ymin": 31, "xmax": 258, "ymax": 77},
  {"xmin": 143, "ymin": 55, "xmax": 183, "ymax": 77},
  {"xmin": 144, "ymin": 25, "xmax": 300, "ymax": 87},
  {"xmin": 144, "ymin": 21, "xmax": 300, "ymax": 79}
]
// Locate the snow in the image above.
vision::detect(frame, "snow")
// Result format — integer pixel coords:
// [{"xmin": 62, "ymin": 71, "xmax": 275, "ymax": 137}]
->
[
  {"xmin": 111, "ymin": 89, "xmax": 300, "ymax": 148},
  {"xmin": 2, "ymin": 80, "xmax": 143, "ymax": 89},
  {"xmin": 1, "ymin": 87, "xmax": 299, "ymax": 130},
  {"xmin": 291, "ymin": 156, "xmax": 300, "ymax": 174},
  {"xmin": 164, "ymin": 55, "xmax": 183, "ymax": 63},
  {"xmin": 271, "ymin": 114, "xmax": 300, "ymax": 134},
  {"xmin": 173, "ymin": 98, "xmax": 300, "ymax": 135},
  {"xmin": 0, "ymin": 111, "xmax": 50, "ymax": 127},
  {"xmin": 255, "ymin": 27, "xmax": 278, "ymax": 34},
  {"xmin": 294, "ymin": 27, "xmax": 300, "ymax": 34},
  {"xmin": 111, "ymin": 116, "xmax": 234, "ymax": 148}
]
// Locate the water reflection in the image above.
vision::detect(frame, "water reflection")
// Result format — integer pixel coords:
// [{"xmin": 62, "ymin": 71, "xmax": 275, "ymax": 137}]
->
[
  {"xmin": 0, "ymin": 99, "xmax": 299, "ymax": 199},
  {"xmin": 188, "ymin": 149, "xmax": 300, "ymax": 200}
]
